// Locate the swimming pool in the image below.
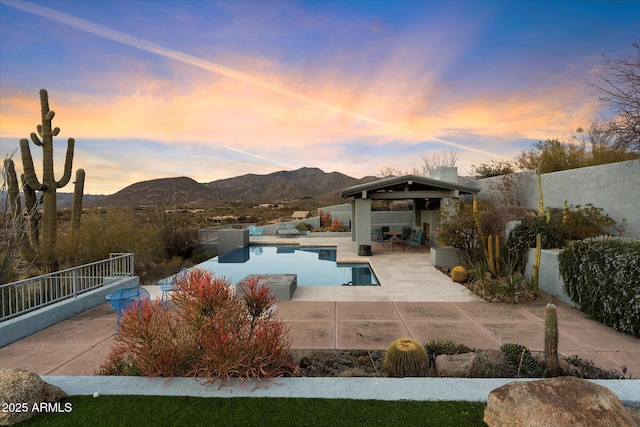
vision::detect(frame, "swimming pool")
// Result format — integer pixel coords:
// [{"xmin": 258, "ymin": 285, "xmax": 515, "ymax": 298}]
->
[{"xmin": 197, "ymin": 245, "xmax": 379, "ymax": 286}]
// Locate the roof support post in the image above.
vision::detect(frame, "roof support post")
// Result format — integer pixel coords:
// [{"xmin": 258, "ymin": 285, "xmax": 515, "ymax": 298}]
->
[{"xmin": 354, "ymin": 197, "xmax": 372, "ymax": 252}]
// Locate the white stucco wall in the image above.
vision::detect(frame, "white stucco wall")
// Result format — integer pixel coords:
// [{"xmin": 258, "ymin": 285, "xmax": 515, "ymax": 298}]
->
[{"xmin": 466, "ymin": 160, "xmax": 640, "ymax": 239}]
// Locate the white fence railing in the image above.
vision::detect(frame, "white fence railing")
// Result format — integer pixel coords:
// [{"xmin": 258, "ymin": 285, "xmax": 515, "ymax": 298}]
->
[{"xmin": 0, "ymin": 253, "xmax": 135, "ymax": 322}]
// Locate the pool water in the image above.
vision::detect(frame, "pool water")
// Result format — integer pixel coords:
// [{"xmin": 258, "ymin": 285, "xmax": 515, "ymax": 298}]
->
[{"xmin": 197, "ymin": 245, "xmax": 379, "ymax": 286}]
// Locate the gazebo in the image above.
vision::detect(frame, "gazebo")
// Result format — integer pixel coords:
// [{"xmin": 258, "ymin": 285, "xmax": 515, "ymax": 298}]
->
[{"xmin": 339, "ymin": 167, "xmax": 479, "ymax": 255}]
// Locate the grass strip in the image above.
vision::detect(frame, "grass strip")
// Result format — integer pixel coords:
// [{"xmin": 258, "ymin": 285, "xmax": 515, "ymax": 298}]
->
[{"xmin": 21, "ymin": 396, "xmax": 486, "ymax": 426}]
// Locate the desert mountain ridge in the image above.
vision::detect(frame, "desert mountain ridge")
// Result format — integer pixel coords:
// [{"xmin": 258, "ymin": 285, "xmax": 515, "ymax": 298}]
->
[{"xmin": 78, "ymin": 167, "xmax": 378, "ymax": 208}]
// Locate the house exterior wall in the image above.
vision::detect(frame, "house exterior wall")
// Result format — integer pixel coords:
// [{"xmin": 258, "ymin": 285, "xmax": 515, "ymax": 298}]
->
[{"xmin": 466, "ymin": 160, "xmax": 640, "ymax": 239}]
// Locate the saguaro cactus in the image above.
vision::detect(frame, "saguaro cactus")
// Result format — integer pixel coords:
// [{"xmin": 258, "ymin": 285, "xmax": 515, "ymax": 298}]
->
[
  {"xmin": 531, "ymin": 233, "xmax": 542, "ymax": 293},
  {"xmin": 473, "ymin": 196, "xmax": 487, "ymax": 259},
  {"xmin": 18, "ymin": 89, "xmax": 85, "ymax": 271},
  {"xmin": 545, "ymin": 303, "xmax": 560, "ymax": 375},
  {"xmin": 4, "ymin": 159, "xmax": 38, "ymax": 262}
]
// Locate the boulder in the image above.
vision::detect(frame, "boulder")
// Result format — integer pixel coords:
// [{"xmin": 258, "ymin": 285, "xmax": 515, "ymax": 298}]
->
[
  {"xmin": 484, "ymin": 376, "xmax": 634, "ymax": 427},
  {"xmin": 0, "ymin": 369, "xmax": 67, "ymax": 426},
  {"xmin": 435, "ymin": 352, "xmax": 477, "ymax": 377}
]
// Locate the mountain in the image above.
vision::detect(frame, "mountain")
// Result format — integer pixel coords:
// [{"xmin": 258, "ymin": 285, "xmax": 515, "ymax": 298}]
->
[
  {"xmin": 204, "ymin": 167, "xmax": 365, "ymax": 202},
  {"xmin": 3, "ymin": 168, "xmax": 380, "ymax": 209},
  {"xmin": 73, "ymin": 168, "xmax": 379, "ymax": 208},
  {"xmin": 89, "ymin": 176, "xmax": 223, "ymax": 207}
]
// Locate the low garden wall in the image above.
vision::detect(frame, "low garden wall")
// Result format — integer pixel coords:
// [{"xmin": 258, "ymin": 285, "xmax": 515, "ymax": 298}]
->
[
  {"xmin": 0, "ymin": 276, "xmax": 139, "ymax": 347},
  {"xmin": 524, "ymin": 248, "xmax": 575, "ymax": 307}
]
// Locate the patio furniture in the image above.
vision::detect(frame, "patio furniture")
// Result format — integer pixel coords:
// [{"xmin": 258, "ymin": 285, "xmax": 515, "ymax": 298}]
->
[
  {"xmin": 372, "ymin": 228, "xmax": 387, "ymax": 246},
  {"xmin": 381, "ymin": 226, "xmax": 391, "ymax": 242},
  {"xmin": 247, "ymin": 225, "xmax": 263, "ymax": 236},
  {"xmin": 276, "ymin": 222, "xmax": 300, "ymax": 237},
  {"xmin": 106, "ymin": 287, "xmax": 150, "ymax": 331},
  {"xmin": 160, "ymin": 280, "xmax": 176, "ymax": 305},
  {"xmin": 385, "ymin": 231, "xmax": 405, "ymax": 252},
  {"xmin": 401, "ymin": 226, "xmax": 412, "ymax": 241},
  {"xmin": 407, "ymin": 230, "xmax": 426, "ymax": 252}
]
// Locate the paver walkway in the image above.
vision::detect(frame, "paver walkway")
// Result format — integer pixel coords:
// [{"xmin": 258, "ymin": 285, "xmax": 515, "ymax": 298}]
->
[{"xmin": 1, "ymin": 237, "xmax": 639, "ymax": 378}]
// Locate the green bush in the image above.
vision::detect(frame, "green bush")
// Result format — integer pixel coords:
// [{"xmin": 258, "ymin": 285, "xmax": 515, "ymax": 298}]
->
[
  {"xmin": 295, "ymin": 222, "xmax": 309, "ymax": 232},
  {"xmin": 558, "ymin": 236, "xmax": 640, "ymax": 337},
  {"xmin": 506, "ymin": 215, "xmax": 567, "ymax": 272},
  {"xmin": 560, "ymin": 203, "xmax": 624, "ymax": 240},
  {"xmin": 499, "ymin": 343, "xmax": 543, "ymax": 377}
]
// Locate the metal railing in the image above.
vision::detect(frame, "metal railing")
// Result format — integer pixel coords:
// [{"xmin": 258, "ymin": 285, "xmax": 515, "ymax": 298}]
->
[{"xmin": 0, "ymin": 253, "xmax": 135, "ymax": 322}]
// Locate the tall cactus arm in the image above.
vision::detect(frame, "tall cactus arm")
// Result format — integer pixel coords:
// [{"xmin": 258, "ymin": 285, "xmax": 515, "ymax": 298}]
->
[
  {"xmin": 56, "ymin": 138, "xmax": 75, "ymax": 188},
  {"xmin": 21, "ymin": 174, "xmax": 38, "ymax": 214},
  {"xmin": 19, "ymin": 138, "xmax": 45, "ymax": 190},
  {"xmin": 30, "ymin": 131, "xmax": 43, "ymax": 146},
  {"xmin": 71, "ymin": 169, "xmax": 85, "ymax": 231},
  {"xmin": 4, "ymin": 159, "xmax": 22, "ymax": 218}
]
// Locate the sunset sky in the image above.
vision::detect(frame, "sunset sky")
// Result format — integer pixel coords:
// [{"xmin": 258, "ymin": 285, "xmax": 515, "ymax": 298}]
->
[{"xmin": 1, "ymin": 0, "xmax": 638, "ymax": 195}]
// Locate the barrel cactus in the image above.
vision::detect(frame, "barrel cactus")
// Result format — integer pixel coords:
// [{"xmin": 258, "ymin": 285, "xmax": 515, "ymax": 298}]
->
[
  {"xmin": 499, "ymin": 342, "xmax": 542, "ymax": 377},
  {"xmin": 383, "ymin": 338, "xmax": 428, "ymax": 377},
  {"xmin": 450, "ymin": 266, "xmax": 469, "ymax": 283}
]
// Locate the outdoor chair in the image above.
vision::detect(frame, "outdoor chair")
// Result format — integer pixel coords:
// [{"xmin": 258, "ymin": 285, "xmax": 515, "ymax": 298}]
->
[
  {"xmin": 372, "ymin": 228, "xmax": 386, "ymax": 246},
  {"xmin": 248, "ymin": 225, "xmax": 264, "ymax": 236},
  {"xmin": 381, "ymin": 226, "xmax": 391, "ymax": 242},
  {"xmin": 407, "ymin": 230, "xmax": 426, "ymax": 252},
  {"xmin": 276, "ymin": 222, "xmax": 300, "ymax": 237},
  {"xmin": 106, "ymin": 286, "xmax": 151, "ymax": 332},
  {"xmin": 401, "ymin": 226, "xmax": 411, "ymax": 241}
]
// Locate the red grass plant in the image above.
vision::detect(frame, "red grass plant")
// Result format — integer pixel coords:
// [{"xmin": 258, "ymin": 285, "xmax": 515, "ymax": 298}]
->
[{"xmin": 98, "ymin": 268, "xmax": 297, "ymax": 382}]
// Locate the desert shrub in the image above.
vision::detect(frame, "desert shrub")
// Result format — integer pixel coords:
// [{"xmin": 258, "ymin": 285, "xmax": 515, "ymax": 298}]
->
[
  {"xmin": 147, "ymin": 207, "xmax": 198, "ymax": 259},
  {"xmin": 558, "ymin": 236, "xmax": 640, "ymax": 337},
  {"xmin": 295, "ymin": 222, "xmax": 309, "ymax": 232},
  {"xmin": 100, "ymin": 299, "xmax": 194, "ymax": 377},
  {"xmin": 319, "ymin": 210, "xmax": 331, "ymax": 228},
  {"xmin": 56, "ymin": 209, "xmax": 192, "ymax": 284},
  {"xmin": 559, "ymin": 203, "xmax": 624, "ymax": 240},
  {"xmin": 56, "ymin": 209, "xmax": 160, "ymax": 266},
  {"xmin": 499, "ymin": 343, "xmax": 543, "ymax": 377},
  {"xmin": 505, "ymin": 215, "xmax": 567, "ymax": 272},
  {"xmin": 331, "ymin": 219, "xmax": 344, "ymax": 232},
  {"xmin": 98, "ymin": 268, "xmax": 297, "ymax": 382},
  {"xmin": 423, "ymin": 338, "xmax": 471, "ymax": 357},
  {"xmin": 480, "ymin": 205, "xmax": 533, "ymax": 240},
  {"xmin": 437, "ymin": 204, "xmax": 481, "ymax": 262},
  {"xmin": 564, "ymin": 355, "xmax": 626, "ymax": 379},
  {"xmin": 472, "ymin": 349, "xmax": 515, "ymax": 378}
]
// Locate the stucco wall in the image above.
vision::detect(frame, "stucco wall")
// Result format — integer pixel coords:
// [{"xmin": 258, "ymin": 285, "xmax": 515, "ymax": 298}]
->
[{"xmin": 466, "ymin": 160, "xmax": 640, "ymax": 239}]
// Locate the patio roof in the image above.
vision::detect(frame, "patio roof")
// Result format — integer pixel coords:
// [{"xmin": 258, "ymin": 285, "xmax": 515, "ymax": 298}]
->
[{"xmin": 340, "ymin": 174, "xmax": 480, "ymax": 200}]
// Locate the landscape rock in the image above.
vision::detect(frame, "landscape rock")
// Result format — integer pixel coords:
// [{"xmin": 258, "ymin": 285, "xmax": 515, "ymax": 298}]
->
[
  {"xmin": 0, "ymin": 368, "xmax": 67, "ymax": 426},
  {"xmin": 435, "ymin": 352, "xmax": 477, "ymax": 377},
  {"xmin": 484, "ymin": 376, "xmax": 634, "ymax": 427}
]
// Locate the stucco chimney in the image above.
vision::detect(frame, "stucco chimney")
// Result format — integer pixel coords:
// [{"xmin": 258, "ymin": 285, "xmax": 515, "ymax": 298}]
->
[{"xmin": 429, "ymin": 166, "xmax": 458, "ymax": 183}]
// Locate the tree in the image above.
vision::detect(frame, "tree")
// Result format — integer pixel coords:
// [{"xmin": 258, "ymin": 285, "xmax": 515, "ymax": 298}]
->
[
  {"xmin": 470, "ymin": 160, "xmax": 516, "ymax": 179},
  {"xmin": 588, "ymin": 43, "xmax": 640, "ymax": 152},
  {"xmin": 516, "ymin": 139, "xmax": 587, "ymax": 173},
  {"xmin": 418, "ymin": 150, "xmax": 458, "ymax": 175}
]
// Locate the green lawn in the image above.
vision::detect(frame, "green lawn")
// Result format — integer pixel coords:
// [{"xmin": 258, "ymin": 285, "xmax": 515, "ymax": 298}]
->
[{"xmin": 21, "ymin": 396, "xmax": 487, "ymax": 426}]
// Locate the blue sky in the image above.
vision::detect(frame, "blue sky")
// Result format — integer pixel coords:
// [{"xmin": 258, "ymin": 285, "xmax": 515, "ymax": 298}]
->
[{"xmin": 1, "ymin": 0, "xmax": 638, "ymax": 194}]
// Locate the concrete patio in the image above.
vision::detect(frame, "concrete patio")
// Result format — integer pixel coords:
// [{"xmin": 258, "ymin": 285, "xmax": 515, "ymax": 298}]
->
[{"xmin": 1, "ymin": 237, "xmax": 639, "ymax": 380}]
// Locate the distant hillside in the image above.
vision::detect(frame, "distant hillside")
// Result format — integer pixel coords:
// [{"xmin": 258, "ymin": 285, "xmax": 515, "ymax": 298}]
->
[
  {"xmin": 65, "ymin": 168, "xmax": 380, "ymax": 208},
  {"xmin": 204, "ymin": 167, "xmax": 365, "ymax": 202},
  {"xmin": 89, "ymin": 176, "xmax": 223, "ymax": 207}
]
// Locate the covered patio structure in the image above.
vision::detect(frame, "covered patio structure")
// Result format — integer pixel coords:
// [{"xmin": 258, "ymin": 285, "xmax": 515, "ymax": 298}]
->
[{"xmin": 339, "ymin": 167, "xmax": 479, "ymax": 255}]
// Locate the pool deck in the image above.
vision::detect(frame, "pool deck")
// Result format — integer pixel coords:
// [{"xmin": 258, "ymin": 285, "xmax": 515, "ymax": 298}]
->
[{"xmin": 1, "ymin": 237, "xmax": 639, "ymax": 380}]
